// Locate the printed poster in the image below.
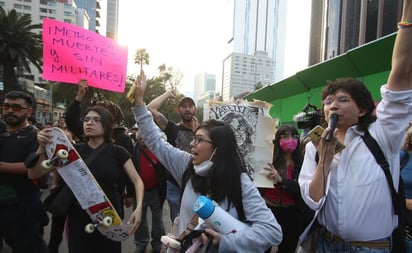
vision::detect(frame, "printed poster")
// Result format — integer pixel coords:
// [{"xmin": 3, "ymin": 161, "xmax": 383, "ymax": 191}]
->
[{"xmin": 204, "ymin": 100, "xmax": 278, "ymax": 188}]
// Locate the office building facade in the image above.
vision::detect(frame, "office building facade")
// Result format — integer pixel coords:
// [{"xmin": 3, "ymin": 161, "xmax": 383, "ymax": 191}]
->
[
  {"xmin": 309, "ymin": 0, "xmax": 403, "ymax": 65},
  {"xmin": 194, "ymin": 72, "xmax": 216, "ymax": 101},
  {"xmin": 222, "ymin": 0, "xmax": 287, "ymax": 101},
  {"xmin": 222, "ymin": 51, "xmax": 273, "ymax": 101}
]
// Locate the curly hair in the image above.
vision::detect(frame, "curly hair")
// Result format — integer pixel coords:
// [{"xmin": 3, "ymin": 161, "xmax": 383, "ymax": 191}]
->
[
  {"xmin": 402, "ymin": 125, "xmax": 412, "ymax": 151},
  {"xmin": 320, "ymin": 78, "xmax": 376, "ymax": 131},
  {"xmin": 94, "ymin": 100, "xmax": 124, "ymax": 126}
]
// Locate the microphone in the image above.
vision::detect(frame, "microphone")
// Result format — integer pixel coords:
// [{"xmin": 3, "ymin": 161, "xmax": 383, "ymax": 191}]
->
[{"xmin": 325, "ymin": 113, "xmax": 339, "ymax": 142}]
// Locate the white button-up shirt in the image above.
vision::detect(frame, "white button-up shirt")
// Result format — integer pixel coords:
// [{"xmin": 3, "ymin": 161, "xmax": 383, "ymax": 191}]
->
[{"xmin": 299, "ymin": 86, "xmax": 412, "ymax": 241}]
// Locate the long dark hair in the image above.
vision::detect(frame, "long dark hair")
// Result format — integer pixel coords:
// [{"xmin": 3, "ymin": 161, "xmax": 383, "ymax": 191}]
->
[
  {"xmin": 182, "ymin": 119, "xmax": 248, "ymax": 221},
  {"xmin": 273, "ymin": 124, "xmax": 303, "ymax": 177},
  {"xmin": 321, "ymin": 78, "xmax": 376, "ymax": 131},
  {"xmin": 83, "ymin": 106, "xmax": 113, "ymax": 143}
]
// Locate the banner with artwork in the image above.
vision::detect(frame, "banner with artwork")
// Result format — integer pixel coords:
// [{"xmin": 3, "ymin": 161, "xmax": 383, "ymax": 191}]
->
[{"xmin": 203, "ymin": 100, "xmax": 278, "ymax": 188}]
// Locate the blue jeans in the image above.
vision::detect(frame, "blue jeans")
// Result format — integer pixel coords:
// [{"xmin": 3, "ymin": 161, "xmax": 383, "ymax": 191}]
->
[
  {"xmin": 166, "ymin": 180, "xmax": 180, "ymax": 223},
  {"xmin": 317, "ymin": 233, "xmax": 391, "ymax": 253},
  {"xmin": 406, "ymin": 239, "xmax": 412, "ymax": 253},
  {"xmin": 133, "ymin": 188, "xmax": 165, "ymax": 253}
]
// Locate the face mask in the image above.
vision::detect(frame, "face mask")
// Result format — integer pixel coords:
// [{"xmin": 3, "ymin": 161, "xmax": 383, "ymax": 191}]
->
[
  {"xmin": 279, "ymin": 139, "xmax": 298, "ymax": 152},
  {"xmin": 194, "ymin": 148, "xmax": 217, "ymax": 176}
]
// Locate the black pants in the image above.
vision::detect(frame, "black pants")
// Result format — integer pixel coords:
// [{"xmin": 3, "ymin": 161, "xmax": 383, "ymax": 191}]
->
[
  {"xmin": 48, "ymin": 214, "xmax": 66, "ymax": 253},
  {"xmin": 0, "ymin": 202, "xmax": 48, "ymax": 253},
  {"xmin": 265, "ymin": 204, "xmax": 302, "ymax": 253},
  {"xmin": 67, "ymin": 205, "xmax": 120, "ymax": 253}
]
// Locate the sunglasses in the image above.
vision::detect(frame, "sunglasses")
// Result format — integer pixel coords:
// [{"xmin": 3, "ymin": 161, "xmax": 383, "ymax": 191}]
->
[{"xmin": 1, "ymin": 103, "xmax": 28, "ymax": 112}]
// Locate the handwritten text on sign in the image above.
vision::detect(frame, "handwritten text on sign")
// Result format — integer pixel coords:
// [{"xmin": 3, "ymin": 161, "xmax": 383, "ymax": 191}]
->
[{"xmin": 42, "ymin": 19, "xmax": 128, "ymax": 93}]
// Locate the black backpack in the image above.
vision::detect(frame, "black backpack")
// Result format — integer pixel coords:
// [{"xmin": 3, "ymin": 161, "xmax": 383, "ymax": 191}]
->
[{"xmin": 362, "ymin": 130, "xmax": 407, "ymax": 253}]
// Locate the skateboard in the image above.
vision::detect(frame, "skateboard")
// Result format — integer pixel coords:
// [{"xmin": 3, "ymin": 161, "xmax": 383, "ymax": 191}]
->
[{"xmin": 42, "ymin": 127, "xmax": 129, "ymax": 241}]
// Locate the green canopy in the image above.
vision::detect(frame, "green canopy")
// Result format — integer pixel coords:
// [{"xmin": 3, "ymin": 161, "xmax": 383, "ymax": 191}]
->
[{"xmin": 246, "ymin": 32, "xmax": 396, "ymax": 104}]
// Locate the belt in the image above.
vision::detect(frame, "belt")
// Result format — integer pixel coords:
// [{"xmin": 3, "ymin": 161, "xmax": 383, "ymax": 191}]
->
[{"xmin": 321, "ymin": 228, "xmax": 390, "ymax": 249}]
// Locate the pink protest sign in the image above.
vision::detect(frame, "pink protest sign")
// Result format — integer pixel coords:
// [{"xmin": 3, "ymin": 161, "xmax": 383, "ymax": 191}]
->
[{"xmin": 42, "ymin": 19, "xmax": 128, "ymax": 93}]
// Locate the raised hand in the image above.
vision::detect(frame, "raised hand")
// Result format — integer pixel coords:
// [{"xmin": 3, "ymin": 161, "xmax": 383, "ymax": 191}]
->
[
  {"xmin": 133, "ymin": 69, "xmax": 147, "ymax": 106},
  {"xmin": 126, "ymin": 69, "xmax": 146, "ymax": 104},
  {"xmin": 75, "ymin": 79, "xmax": 88, "ymax": 101}
]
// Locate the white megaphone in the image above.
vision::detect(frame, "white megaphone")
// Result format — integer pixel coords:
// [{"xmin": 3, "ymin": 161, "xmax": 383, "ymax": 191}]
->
[{"xmin": 192, "ymin": 195, "xmax": 249, "ymax": 234}]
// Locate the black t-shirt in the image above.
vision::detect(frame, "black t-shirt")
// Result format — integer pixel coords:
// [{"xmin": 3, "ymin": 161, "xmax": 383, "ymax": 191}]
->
[
  {"xmin": 164, "ymin": 121, "xmax": 193, "ymax": 186},
  {"xmin": 74, "ymin": 142, "xmax": 130, "ymax": 212},
  {"xmin": 0, "ymin": 125, "xmax": 39, "ymax": 204},
  {"xmin": 165, "ymin": 121, "xmax": 193, "ymax": 152}
]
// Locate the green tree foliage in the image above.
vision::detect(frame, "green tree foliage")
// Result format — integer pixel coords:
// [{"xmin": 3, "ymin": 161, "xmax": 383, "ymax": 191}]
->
[
  {"xmin": 0, "ymin": 7, "xmax": 42, "ymax": 97},
  {"xmin": 50, "ymin": 47, "xmax": 185, "ymax": 128}
]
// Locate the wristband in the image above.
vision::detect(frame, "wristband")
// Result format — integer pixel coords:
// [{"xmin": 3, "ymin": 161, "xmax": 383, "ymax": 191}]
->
[{"xmin": 398, "ymin": 21, "xmax": 412, "ymax": 29}]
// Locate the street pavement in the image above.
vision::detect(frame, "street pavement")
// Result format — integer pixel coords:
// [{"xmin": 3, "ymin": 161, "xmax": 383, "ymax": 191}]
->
[
  {"xmin": 2, "ymin": 190, "xmax": 173, "ymax": 253},
  {"xmin": 3, "ymin": 190, "xmax": 277, "ymax": 253}
]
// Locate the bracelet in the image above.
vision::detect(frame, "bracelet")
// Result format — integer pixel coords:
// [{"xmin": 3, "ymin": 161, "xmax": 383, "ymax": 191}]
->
[{"xmin": 398, "ymin": 21, "xmax": 412, "ymax": 29}]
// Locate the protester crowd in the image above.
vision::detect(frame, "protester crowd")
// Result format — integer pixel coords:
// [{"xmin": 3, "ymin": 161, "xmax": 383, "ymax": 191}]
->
[{"xmin": 1, "ymin": 1, "xmax": 412, "ymax": 252}]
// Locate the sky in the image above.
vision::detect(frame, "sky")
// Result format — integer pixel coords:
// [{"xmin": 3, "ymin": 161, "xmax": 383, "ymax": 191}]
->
[{"xmin": 117, "ymin": 0, "xmax": 311, "ymax": 97}]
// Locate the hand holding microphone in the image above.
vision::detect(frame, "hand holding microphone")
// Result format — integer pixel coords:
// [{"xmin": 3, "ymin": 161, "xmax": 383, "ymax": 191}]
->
[{"xmin": 325, "ymin": 113, "xmax": 339, "ymax": 142}]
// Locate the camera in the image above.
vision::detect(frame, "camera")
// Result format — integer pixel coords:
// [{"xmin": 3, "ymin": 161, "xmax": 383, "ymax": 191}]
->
[{"xmin": 294, "ymin": 110, "xmax": 321, "ymax": 130}]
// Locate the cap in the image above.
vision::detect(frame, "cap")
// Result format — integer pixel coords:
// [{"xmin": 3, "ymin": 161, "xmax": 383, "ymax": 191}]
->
[{"xmin": 179, "ymin": 97, "xmax": 195, "ymax": 107}]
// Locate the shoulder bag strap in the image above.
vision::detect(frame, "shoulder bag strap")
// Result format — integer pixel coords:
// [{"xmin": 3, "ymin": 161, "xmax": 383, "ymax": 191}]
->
[
  {"xmin": 361, "ymin": 130, "xmax": 400, "ymax": 215},
  {"xmin": 140, "ymin": 148, "xmax": 159, "ymax": 169},
  {"xmin": 84, "ymin": 143, "xmax": 109, "ymax": 166}
]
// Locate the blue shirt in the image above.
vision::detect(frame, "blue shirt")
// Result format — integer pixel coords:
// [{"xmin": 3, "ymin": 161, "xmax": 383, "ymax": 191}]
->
[{"xmin": 401, "ymin": 151, "xmax": 412, "ymax": 198}]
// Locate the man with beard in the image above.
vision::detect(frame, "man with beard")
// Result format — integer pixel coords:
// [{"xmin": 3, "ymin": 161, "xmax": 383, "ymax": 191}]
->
[
  {"xmin": 147, "ymin": 90, "xmax": 198, "ymax": 224},
  {"xmin": 0, "ymin": 91, "xmax": 48, "ymax": 252}
]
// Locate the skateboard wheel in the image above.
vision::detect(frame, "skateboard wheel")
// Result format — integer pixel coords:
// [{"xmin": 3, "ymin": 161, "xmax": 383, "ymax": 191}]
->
[
  {"xmin": 56, "ymin": 149, "xmax": 69, "ymax": 159},
  {"xmin": 41, "ymin": 160, "xmax": 52, "ymax": 169},
  {"xmin": 102, "ymin": 216, "xmax": 113, "ymax": 227},
  {"xmin": 84, "ymin": 223, "xmax": 95, "ymax": 233}
]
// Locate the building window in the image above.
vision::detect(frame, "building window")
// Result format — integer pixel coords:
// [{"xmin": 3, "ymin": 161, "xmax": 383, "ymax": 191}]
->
[
  {"xmin": 23, "ymin": 0, "xmax": 31, "ymax": 2},
  {"xmin": 40, "ymin": 8, "xmax": 47, "ymax": 13},
  {"xmin": 0, "ymin": 2, "xmax": 5, "ymax": 7},
  {"xmin": 64, "ymin": 11, "xmax": 71, "ymax": 16},
  {"xmin": 14, "ymin": 4, "xmax": 22, "ymax": 9},
  {"xmin": 48, "ymin": 9, "xmax": 56, "ymax": 14},
  {"xmin": 23, "ymin": 5, "xmax": 31, "ymax": 10},
  {"xmin": 64, "ymin": 19, "xmax": 71, "ymax": 23},
  {"xmin": 48, "ymin": 1, "xmax": 56, "ymax": 6}
]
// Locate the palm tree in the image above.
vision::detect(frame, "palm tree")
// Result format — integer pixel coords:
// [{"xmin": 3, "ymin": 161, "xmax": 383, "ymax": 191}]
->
[
  {"xmin": 0, "ymin": 7, "xmax": 42, "ymax": 96},
  {"xmin": 127, "ymin": 48, "xmax": 150, "ymax": 103},
  {"xmin": 134, "ymin": 48, "xmax": 149, "ymax": 71}
]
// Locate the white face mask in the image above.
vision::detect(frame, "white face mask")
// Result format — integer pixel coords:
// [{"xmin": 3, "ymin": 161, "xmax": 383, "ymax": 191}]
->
[{"xmin": 194, "ymin": 148, "xmax": 217, "ymax": 176}]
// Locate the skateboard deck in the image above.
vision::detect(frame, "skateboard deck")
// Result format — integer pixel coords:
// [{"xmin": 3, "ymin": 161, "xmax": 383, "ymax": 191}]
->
[{"xmin": 43, "ymin": 127, "xmax": 129, "ymax": 241}]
